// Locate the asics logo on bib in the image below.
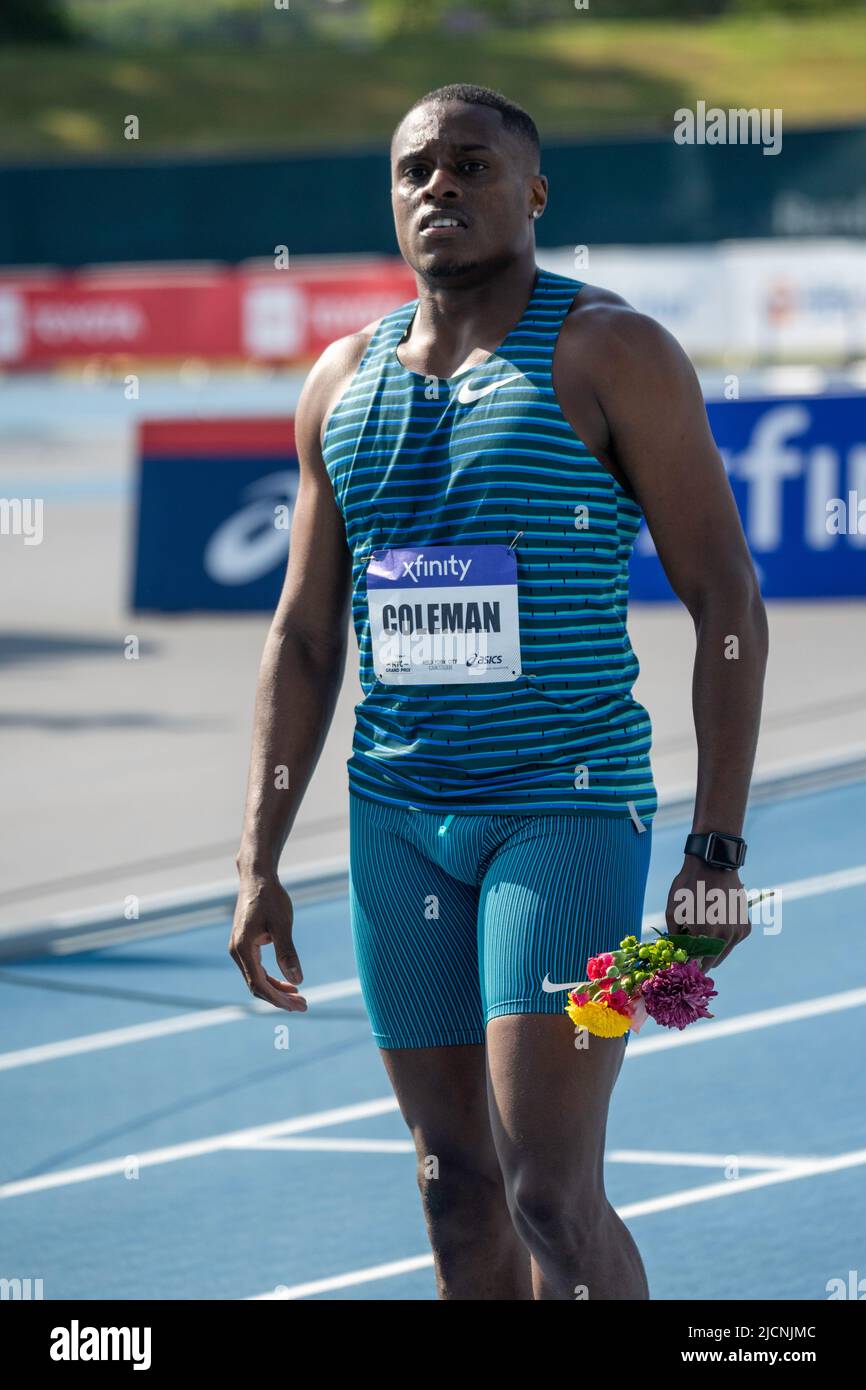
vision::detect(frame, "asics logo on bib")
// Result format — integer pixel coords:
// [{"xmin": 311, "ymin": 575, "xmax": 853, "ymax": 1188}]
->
[
  {"xmin": 456, "ymin": 373, "xmax": 522, "ymax": 404},
  {"xmin": 401, "ymin": 553, "xmax": 472, "ymax": 582}
]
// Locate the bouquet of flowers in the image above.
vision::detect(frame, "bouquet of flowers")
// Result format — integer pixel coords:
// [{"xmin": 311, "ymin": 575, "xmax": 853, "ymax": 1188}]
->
[{"xmin": 565, "ymin": 892, "xmax": 769, "ymax": 1038}]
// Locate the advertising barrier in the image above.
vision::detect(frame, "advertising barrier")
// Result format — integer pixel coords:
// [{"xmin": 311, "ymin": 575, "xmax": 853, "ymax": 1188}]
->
[
  {"xmin": 133, "ymin": 392, "xmax": 866, "ymax": 613},
  {"xmin": 633, "ymin": 393, "xmax": 866, "ymax": 599},
  {"xmin": 133, "ymin": 419, "xmax": 298, "ymax": 611},
  {"xmin": 539, "ymin": 240, "xmax": 866, "ymax": 362},
  {"xmin": 0, "ymin": 260, "xmax": 415, "ymax": 367},
  {"xmin": 4, "ymin": 241, "xmax": 866, "ymax": 367}
]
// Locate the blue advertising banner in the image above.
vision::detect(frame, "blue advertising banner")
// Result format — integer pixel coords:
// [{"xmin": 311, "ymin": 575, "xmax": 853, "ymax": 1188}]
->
[
  {"xmin": 133, "ymin": 394, "xmax": 866, "ymax": 612},
  {"xmin": 630, "ymin": 393, "xmax": 866, "ymax": 600},
  {"xmin": 133, "ymin": 419, "xmax": 298, "ymax": 611}
]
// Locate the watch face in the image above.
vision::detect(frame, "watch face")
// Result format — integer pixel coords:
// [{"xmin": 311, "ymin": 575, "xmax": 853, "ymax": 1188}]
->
[{"xmin": 708, "ymin": 834, "xmax": 744, "ymax": 868}]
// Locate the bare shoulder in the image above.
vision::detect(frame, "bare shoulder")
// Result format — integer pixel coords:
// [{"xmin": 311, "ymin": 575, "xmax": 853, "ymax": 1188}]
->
[
  {"xmin": 559, "ymin": 280, "xmax": 693, "ymax": 380},
  {"xmin": 295, "ymin": 317, "xmax": 385, "ymax": 456}
]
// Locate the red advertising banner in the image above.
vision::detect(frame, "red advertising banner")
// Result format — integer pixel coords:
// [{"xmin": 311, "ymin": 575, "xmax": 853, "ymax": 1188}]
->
[
  {"xmin": 240, "ymin": 261, "xmax": 416, "ymax": 360},
  {"xmin": 0, "ymin": 260, "xmax": 416, "ymax": 367}
]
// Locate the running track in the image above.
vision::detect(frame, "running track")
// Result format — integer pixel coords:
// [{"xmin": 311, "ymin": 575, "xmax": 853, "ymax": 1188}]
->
[{"xmin": 1, "ymin": 776, "xmax": 864, "ymax": 1301}]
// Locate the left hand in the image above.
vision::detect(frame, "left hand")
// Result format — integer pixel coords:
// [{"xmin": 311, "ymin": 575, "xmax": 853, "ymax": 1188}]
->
[{"xmin": 664, "ymin": 858, "xmax": 751, "ymax": 972}]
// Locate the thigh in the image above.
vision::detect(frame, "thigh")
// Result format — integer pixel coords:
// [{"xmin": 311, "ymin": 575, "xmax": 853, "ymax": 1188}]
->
[
  {"xmin": 478, "ymin": 812, "xmax": 652, "ymax": 1033},
  {"xmin": 478, "ymin": 814, "xmax": 650, "ymax": 1193},
  {"xmin": 348, "ymin": 792, "xmax": 486, "ymax": 1049},
  {"xmin": 485, "ymin": 1012, "xmax": 627, "ymax": 1199},
  {"xmin": 379, "ymin": 1038, "xmax": 502, "ymax": 1190}
]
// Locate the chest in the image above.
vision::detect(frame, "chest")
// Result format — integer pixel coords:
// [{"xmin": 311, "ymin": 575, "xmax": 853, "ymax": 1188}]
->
[{"xmin": 331, "ymin": 371, "xmax": 616, "ymax": 527}]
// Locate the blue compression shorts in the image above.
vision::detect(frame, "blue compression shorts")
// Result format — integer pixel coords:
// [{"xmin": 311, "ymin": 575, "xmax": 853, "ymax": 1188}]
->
[{"xmin": 348, "ymin": 791, "xmax": 653, "ymax": 1050}]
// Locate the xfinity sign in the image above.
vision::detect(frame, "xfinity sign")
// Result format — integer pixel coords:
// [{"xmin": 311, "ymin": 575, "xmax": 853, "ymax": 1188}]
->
[{"xmin": 634, "ymin": 394, "xmax": 866, "ymax": 598}]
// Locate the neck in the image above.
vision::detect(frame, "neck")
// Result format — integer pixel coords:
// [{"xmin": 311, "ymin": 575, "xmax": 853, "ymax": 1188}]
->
[{"xmin": 401, "ymin": 253, "xmax": 538, "ymax": 379}]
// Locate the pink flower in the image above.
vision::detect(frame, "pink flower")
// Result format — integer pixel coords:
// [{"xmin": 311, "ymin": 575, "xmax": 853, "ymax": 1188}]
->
[
  {"xmin": 587, "ymin": 952, "xmax": 614, "ymax": 981},
  {"xmin": 606, "ymin": 989, "xmax": 634, "ymax": 1019}
]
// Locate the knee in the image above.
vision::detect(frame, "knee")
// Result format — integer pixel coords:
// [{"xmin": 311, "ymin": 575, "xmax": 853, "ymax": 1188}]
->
[
  {"xmin": 507, "ymin": 1170, "xmax": 607, "ymax": 1249},
  {"xmin": 414, "ymin": 1143, "xmax": 504, "ymax": 1226}
]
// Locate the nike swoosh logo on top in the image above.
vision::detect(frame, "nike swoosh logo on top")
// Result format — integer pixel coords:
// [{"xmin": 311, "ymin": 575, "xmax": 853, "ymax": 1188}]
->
[
  {"xmin": 541, "ymin": 974, "xmax": 582, "ymax": 994},
  {"xmin": 456, "ymin": 373, "xmax": 523, "ymax": 405}
]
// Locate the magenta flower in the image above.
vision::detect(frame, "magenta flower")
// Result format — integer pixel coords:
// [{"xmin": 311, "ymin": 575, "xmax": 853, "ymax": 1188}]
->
[
  {"xmin": 640, "ymin": 960, "xmax": 718, "ymax": 1030},
  {"xmin": 587, "ymin": 952, "xmax": 614, "ymax": 981},
  {"xmin": 606, "ymin": 988, "xmax": 633, "ymax": 1019}
]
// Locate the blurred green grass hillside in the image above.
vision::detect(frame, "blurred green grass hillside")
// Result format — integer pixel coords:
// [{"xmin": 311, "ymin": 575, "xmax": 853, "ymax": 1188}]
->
[{"xmin": 1, "ymin": 1, "xmax": 865, "ymax": 156}]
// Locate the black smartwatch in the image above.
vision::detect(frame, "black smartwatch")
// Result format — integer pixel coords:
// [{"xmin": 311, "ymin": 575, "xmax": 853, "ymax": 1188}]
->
[{"xmin": 684, "ymin": 831, "xmax": 747, "ymax": 871}]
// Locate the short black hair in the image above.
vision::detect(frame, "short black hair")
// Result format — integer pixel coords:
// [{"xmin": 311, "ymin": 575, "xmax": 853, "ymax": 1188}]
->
[{"xmin": 395, "ymin": 84, "xmax": 540, "ymax": 165}]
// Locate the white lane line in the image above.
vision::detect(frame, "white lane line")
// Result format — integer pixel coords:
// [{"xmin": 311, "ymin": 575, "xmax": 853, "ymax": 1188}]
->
[
  {"xmin": 2, "ymin": 979, "xmax": 861, "ymax": 1078},
  {"xmin": 4, "ymin": 963, "xmax": 861, "ymax": 1205},
  {"xmin": 254, "ymin": 1255, "xmax": 436, "ymax": 1300},
  {"xmin": 626, "ymin": 986, "xmax": 866, "ymax": 1055},
  {"xmin": 0, "ymin": 1006, "xmax": 249, "ymax": 1072},
  {"xmin": 0, "ymin": 978, "xmax": 362, "ymax": 1071},
  {"xmin": 229, "ymin": 1138, "xmax": 415, "ymax": 1154},
  {"xmin": 0, "ymin": 1096, "xmax": 398, "ymax": 1200},
  {"xmin": 641, "ymin": 861, "xmax": 866, "ymax": 932},
  {"xmin": 587, "ymin": 1149, "xmax": 812, "ymax": 1171},
  {"xmin": 617, "ymin": 1146, "xmax": 866, "ymax": 1219},
  {"xmin": 230, "ymin": 1138, "xmax": 812, "ymax": 1170},
  {"xmin": 742, "ymin": 862, "xmax": 866, "ymax": 906},
  {"xmin": 247, "ymin": 1146, "xmax": 866, "ymax": 1299},
  {"xmin": 2, "ymin": 862, "xmax": 864, "ymax": 1070}
]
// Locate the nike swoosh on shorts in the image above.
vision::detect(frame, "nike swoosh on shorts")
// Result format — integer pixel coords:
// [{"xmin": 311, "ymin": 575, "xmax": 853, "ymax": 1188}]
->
[{"xmin": 541, "ymin": 973, "xmax": 582, "ymax": 993}]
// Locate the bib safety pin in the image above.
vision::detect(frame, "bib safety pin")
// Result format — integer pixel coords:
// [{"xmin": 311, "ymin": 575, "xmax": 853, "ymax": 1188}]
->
[
  {"xmin": 438, "ymin": 814, "xmax": 455, "ymax": 836},
  {"xmin": 507, "ymin": 532, "xmax": 524, "ymax": 551}
]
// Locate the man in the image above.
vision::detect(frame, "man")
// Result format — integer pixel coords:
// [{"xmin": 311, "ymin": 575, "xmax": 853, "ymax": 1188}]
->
[{"xmin": 230, "ymin": 84, "xmax": 768, "ymax": 1300}]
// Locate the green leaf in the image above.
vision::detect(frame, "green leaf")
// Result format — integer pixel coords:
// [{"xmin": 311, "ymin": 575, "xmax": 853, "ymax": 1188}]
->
[{"xmin": 665, "ymin": 933, "xmax": 725, "ymax": 955}]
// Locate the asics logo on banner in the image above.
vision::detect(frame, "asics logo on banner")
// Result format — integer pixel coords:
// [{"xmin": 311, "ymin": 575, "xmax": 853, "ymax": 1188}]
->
[
  {"xmin": 456, "ymin": 373, "xmax": 522, "ymax": 405},
  {"xmin": 204, "ymin": 471, "xmax": 298, "ymax": 586},
  {"xmin": 541, "ymin": 974, "xmax": 581, "ymax": 993},
  {"xmin": 402, "ymin": 554, "xmax": 472, "ymax": 582}
]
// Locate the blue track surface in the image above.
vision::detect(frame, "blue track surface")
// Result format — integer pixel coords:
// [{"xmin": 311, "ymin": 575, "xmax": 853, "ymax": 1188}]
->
[{"xmin": 2, "ymin": 778, "xmax": 865, "ymax": 1301}]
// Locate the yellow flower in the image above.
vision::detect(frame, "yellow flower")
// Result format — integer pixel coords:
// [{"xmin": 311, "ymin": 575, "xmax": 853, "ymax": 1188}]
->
[{"xmin": 565, "ymin": 998, "xmax": 632, "ymax": 1038}]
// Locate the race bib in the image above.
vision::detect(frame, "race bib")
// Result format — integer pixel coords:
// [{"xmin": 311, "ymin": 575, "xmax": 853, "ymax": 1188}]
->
[{"xmin": 366, "ymin": 544, "xmax": 522, "ymax": 685}]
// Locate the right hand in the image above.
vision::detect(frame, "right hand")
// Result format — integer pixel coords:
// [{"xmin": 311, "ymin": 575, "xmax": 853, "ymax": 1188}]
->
[{"xmin": 229, "ymin": 872, "xmax": 307, "ymax": 1012}]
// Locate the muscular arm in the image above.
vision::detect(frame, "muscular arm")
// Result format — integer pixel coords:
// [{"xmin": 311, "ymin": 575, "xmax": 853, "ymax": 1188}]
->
[
  {"xmin": 235, "ymin": 354, "xmax": 353, "ymax": 878},
  {"xmin": 558, "ymin": 294, "xmax": 769, "ymax": 960},
  {"xmin": 230, "ymin": 332, "xmax": 367, "ymax": 1008},
  {"xmin": 594, "ymin": 306, "xmax": 766, "ymax": 834}
]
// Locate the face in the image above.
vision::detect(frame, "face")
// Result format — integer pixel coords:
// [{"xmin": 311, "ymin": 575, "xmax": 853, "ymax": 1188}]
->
[{"xmin": 390, "ymin": 101, "xmax": 546, "ymax": 284}]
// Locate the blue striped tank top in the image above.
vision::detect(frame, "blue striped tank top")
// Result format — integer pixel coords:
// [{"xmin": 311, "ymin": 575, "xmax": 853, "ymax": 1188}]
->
[{"xmin": 321, "ymin": 267, "xmax": 657, "ymax": 821}]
